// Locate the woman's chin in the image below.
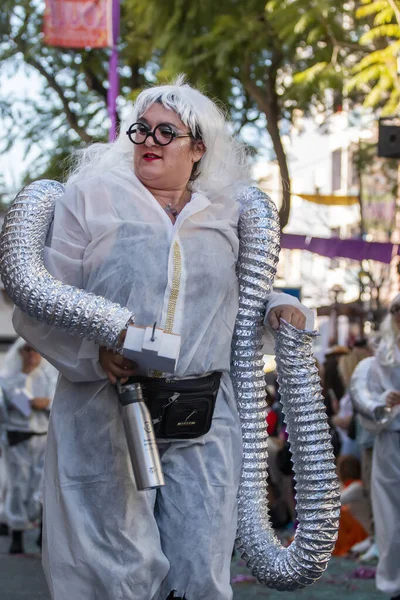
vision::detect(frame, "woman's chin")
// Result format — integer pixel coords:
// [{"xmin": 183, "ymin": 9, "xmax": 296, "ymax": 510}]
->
[{"xmin": 136, "ymin": 163, "xmax": 164, "ymax": 182}]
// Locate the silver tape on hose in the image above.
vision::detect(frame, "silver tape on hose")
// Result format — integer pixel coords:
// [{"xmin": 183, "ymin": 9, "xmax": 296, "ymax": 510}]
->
[
  {"xmin": 232, "ymin": 187, "xmax": 340, "ymax": 590},
  {"xmin": 0, "ymin": 180, "xmax": 134, "ymax": 350}
]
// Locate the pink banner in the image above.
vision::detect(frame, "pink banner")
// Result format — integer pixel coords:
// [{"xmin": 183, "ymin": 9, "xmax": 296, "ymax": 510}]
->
[
  {"xmin": 43, "ymin": 0, "xmax": 113, "ymax": 48},
  {"xmin": 43, "ymin": 0, "xmax": 120, "ymax": 141}
]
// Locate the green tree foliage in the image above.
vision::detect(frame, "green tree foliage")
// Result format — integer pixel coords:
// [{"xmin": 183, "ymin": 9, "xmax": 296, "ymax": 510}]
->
[
  {"xmin": 0, "ymin": 1, "xmax": 376, "ymax": 228},
  {"xmin": 266, "ymin": 0, "xmax": 363, "ymax": 111},
  {"xmin": 346, "ymin": 0, "xmax": 400, "ymax": 115},
  {"xmin": 125, "ymin": 0, "xmax": 363, "ymax": 228}
]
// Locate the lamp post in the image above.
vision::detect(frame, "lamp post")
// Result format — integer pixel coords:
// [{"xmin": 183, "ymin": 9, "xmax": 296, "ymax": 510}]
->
[
  {"xmin": 330, "ymin": 284, "xmax": 344, "ymax": 345},
  {"xmin": 359, "ymin": 268, "xmax": 371, "ymax": 336}
]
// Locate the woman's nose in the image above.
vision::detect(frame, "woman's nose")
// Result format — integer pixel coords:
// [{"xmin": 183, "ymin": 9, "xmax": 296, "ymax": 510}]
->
[{"xmin": 144, "ymin": 133, "xmax": 157, "ymax": 147}]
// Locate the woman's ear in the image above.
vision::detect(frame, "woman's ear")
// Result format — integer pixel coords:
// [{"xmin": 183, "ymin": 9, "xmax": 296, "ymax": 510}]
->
[{"xmin": 193, "ymin": 141, "xmax": 206, "ymax": 162}]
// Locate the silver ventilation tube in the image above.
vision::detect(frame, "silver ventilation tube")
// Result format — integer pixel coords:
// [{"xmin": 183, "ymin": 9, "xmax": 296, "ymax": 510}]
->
[
  {"xmin": 0, "ymin": 181, "xmax": 340, "ymax": 590},
  {"xmin": 0, "ymin": 180, "xmax": 134, "ymax": 350},
  {"xmin": 232, "ymin": 187, "xmax": 340, "ymax": 590}
]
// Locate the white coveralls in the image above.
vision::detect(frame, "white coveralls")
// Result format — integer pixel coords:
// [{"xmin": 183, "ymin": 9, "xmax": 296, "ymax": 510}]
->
[
  {"xmin": 0, "ymin": 388, "xmax": 8, "ymax": 525},
  {"xmin": 364, "ymin": 344, "xmax": 400, "ymax": 598},
  {"xmin": 0, "ymin": 355, "xmax": 57, "ymax": 531},
  {"xmin": 14, "ymin": 164, "xmax": 313, "ymax": 600}
]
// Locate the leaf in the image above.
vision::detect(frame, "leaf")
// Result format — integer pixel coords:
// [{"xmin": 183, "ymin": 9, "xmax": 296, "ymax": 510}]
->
[
  {"xmin": 294, "ymin": 13, "xmax": 312, "ymax": 35},
  {"xmin": 354, "ymin": 41, "xmax": 400, "ymax": 69},
  {"xmin": 293, "ymin": 62, "xmax": 328, "ymax": 84},
  {"xmin": 356, "ymin": 0, "xmax": 392, "ymax": 19},
  {"xmin": 360, "ymin": 23, "xmax": 400, "ymax": 43},
  {"xmin": 374, "ymin": 6, "xmax": 396, "ymax": 25},
  {"xmin": 381, "ymin": 88, "xmax": 400, "ymax": 114},
  {"xmin": 364, "ymin": 84, "xmax": 386, "ymax": 107}
]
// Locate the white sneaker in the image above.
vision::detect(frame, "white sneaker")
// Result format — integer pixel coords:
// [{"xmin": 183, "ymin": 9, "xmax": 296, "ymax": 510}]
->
[
  {"xmin": 359, "ymin": 542, "xmax": 379, "ymax": 563},
  {"xmin": 350, "ymin": 537, "xmax": 372, "ymax": 555}
]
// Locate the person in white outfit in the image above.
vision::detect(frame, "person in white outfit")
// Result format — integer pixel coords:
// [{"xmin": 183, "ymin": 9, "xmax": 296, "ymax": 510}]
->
[
  {"xmin": 0, "ymin": 386, "xmax": 9, "ymax": 536},
  {"xmin": 355, "ymin": 295, "xmax": 400, "ymax": 600},
  {"xmin": 13, "ymin": 79, "xmax": 313, "ymax": 600},
  {"xmin": 0, "ymin": 339, "xmax": 57, "ymax": 553}
]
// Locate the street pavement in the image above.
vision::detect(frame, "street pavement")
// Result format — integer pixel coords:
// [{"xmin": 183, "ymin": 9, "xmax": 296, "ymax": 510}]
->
[
  {"xmin": 0, "ymin": 528, "xmax": 48, "ymax": 599},
  {"xmin": 0, "ymin": 528, "xmax": 386, "ymax": 600}
]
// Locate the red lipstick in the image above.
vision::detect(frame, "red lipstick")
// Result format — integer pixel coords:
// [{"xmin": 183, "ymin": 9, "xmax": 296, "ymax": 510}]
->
[{"xmin": 143, "ymin": 152, "xmax": 161, "ymax": 162}]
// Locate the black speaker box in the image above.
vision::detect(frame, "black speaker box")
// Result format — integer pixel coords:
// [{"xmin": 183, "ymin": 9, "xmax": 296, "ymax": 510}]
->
[{"xmin": 378, "ymin": 118, "xmax": 400, "ymax": 159}]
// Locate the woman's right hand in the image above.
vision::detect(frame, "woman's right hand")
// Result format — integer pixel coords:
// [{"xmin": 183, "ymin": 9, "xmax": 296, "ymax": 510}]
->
[{"xmin": 99, "ymin": 347, "xmax": 138, "ymax": 385}]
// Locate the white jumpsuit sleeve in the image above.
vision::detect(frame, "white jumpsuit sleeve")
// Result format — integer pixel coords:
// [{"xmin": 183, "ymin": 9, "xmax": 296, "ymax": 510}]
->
[
  {"xmin": 262, "ymin": 291, "xmax": 315, "ymax": 355},
  {"xmin": 12, "ymin": 184, "xmax": 108, "ymax": 383},
  {"xmin": 367, "ymin": 360, "xmax": 389, "ymax": 408}
]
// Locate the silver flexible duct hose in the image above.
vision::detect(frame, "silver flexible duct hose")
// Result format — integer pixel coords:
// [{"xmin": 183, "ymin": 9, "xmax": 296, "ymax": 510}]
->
[
  {"xmin": 233, "ymin": 187, "xmax": 340, "ymax": 590},
  {"xmin": 0, "ymin": 181, "xmax": 340, "ymax": 590},
  {"xmin": 0, "ymin": 180, "xmax": 134, "ymax": 350}
]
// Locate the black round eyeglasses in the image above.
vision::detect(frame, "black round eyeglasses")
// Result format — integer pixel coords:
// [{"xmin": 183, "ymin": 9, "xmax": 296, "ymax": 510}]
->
[{"xmin": 126, "ymin": 122, "xmax": 193, "ymax": 146}]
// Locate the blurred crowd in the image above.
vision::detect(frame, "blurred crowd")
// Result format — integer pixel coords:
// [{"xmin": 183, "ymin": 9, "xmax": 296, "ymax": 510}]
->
[
  {"xmin": 320, "ymin": 339, "xmax": 376, "ymax": 560},
  {"xmin": 264, "ymin": 294, "xmax": 400, "ymax": 599}
]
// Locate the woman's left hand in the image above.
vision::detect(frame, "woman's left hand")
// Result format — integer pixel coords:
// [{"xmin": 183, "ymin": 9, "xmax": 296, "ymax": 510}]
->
[
  {"xmin": 31, "ymin": 397, "xmax": 51, "ymax": 411},
  {"xmin": 268, "ymin": 305, "xmax": 307, "ymax": 331},
  {"xmin": 386, "ymin": 391, "xmax": 400, "ymax": 408}
]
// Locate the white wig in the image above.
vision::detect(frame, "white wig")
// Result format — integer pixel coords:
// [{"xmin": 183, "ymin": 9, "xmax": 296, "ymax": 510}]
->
[{"xmin": 67, "ymin": 76, "xmax": 251, "ymax": 199}]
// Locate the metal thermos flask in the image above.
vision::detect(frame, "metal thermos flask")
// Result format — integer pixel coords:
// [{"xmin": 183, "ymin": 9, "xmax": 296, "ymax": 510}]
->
[{"xmin": 118, "ymin": 382, "xmax": 165, "ymax": 491}]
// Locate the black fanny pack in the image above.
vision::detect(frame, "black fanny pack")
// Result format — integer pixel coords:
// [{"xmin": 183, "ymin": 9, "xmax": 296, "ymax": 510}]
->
[
  {"xmin": 127, "ymin": 372, "xmax": 222, "ymax": 440},
  {"xmin": 7, "ymin": 430, "xmax": 47, "ymax": 447}
]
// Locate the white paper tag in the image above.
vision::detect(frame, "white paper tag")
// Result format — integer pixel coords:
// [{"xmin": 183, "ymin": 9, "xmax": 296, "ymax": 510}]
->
[
  {"xmin": 123, "ymin": 325, "xmax": 181, "ymax": 373},
  {"xmin": 10, "ymin": 388, "xmax": 33, "ymax": 418}
]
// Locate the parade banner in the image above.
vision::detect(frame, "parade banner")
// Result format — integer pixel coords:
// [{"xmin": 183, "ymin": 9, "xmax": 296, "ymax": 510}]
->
[
  {"xmin": 43, "ymin": 0, "xmax": 120, "ymax": 140},
  {"xmin": 281, "ymin": 233, "xmax": 396, "ymax": 264},
  {"xmin": 43, "ymin": 0, "xmax": 113, "ymax": 49},
  {"xmin": 297, "ymin": 193, "xmax": 359, "ymax": 206}
]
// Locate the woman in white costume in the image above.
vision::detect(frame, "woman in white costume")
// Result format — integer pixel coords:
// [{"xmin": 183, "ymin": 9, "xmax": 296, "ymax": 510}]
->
[
  {"xmin": 365, "ymin": 295, "xmax": 400, "ymax": 600},
  {"xmin": 14, "ymin": 79, "xmax": 313, "ymax": 600}
]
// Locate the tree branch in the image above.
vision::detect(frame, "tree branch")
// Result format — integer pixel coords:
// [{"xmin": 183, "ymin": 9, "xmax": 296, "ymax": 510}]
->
[
  {"xmin": 14, "ymin": 35, "xmax": 92, "ymax": 143},
  {"xmin": 24, "ymin": 55, "xmax": 92, "ymax": 143},
  {"xmin": 243, "ymin": 60, "xmax": 292, "ymax": 230},
  {"xmin": 83, "ymin": 64, "xmax": 108, "ymax": 103}
]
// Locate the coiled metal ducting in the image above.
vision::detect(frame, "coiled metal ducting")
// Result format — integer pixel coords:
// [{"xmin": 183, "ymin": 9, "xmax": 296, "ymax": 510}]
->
[
  {"xmin": 0, "ymin": 180, "xmax": 134, "ymax": 350},
  {"xmin": 0, "ymin": 181, "xmax": 339, "ymax": 590},
  {"xmin": 232, "ymin": 187, "xmax": 340, "ymax": 590}
]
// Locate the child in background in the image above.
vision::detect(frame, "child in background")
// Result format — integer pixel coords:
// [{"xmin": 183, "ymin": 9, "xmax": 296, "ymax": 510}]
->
[{"xmin": 333, "ymin": 454, "xmax": 371, "ymax": 556}]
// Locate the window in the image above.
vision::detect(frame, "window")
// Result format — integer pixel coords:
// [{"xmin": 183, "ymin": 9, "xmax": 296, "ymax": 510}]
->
[
  {"xmin": 348, "ymin": 146, "xmax": 359, "ymax": 189},
  {"xmin": 332, "ymin": 149, "xmax": 342, "ymax": 192}
]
